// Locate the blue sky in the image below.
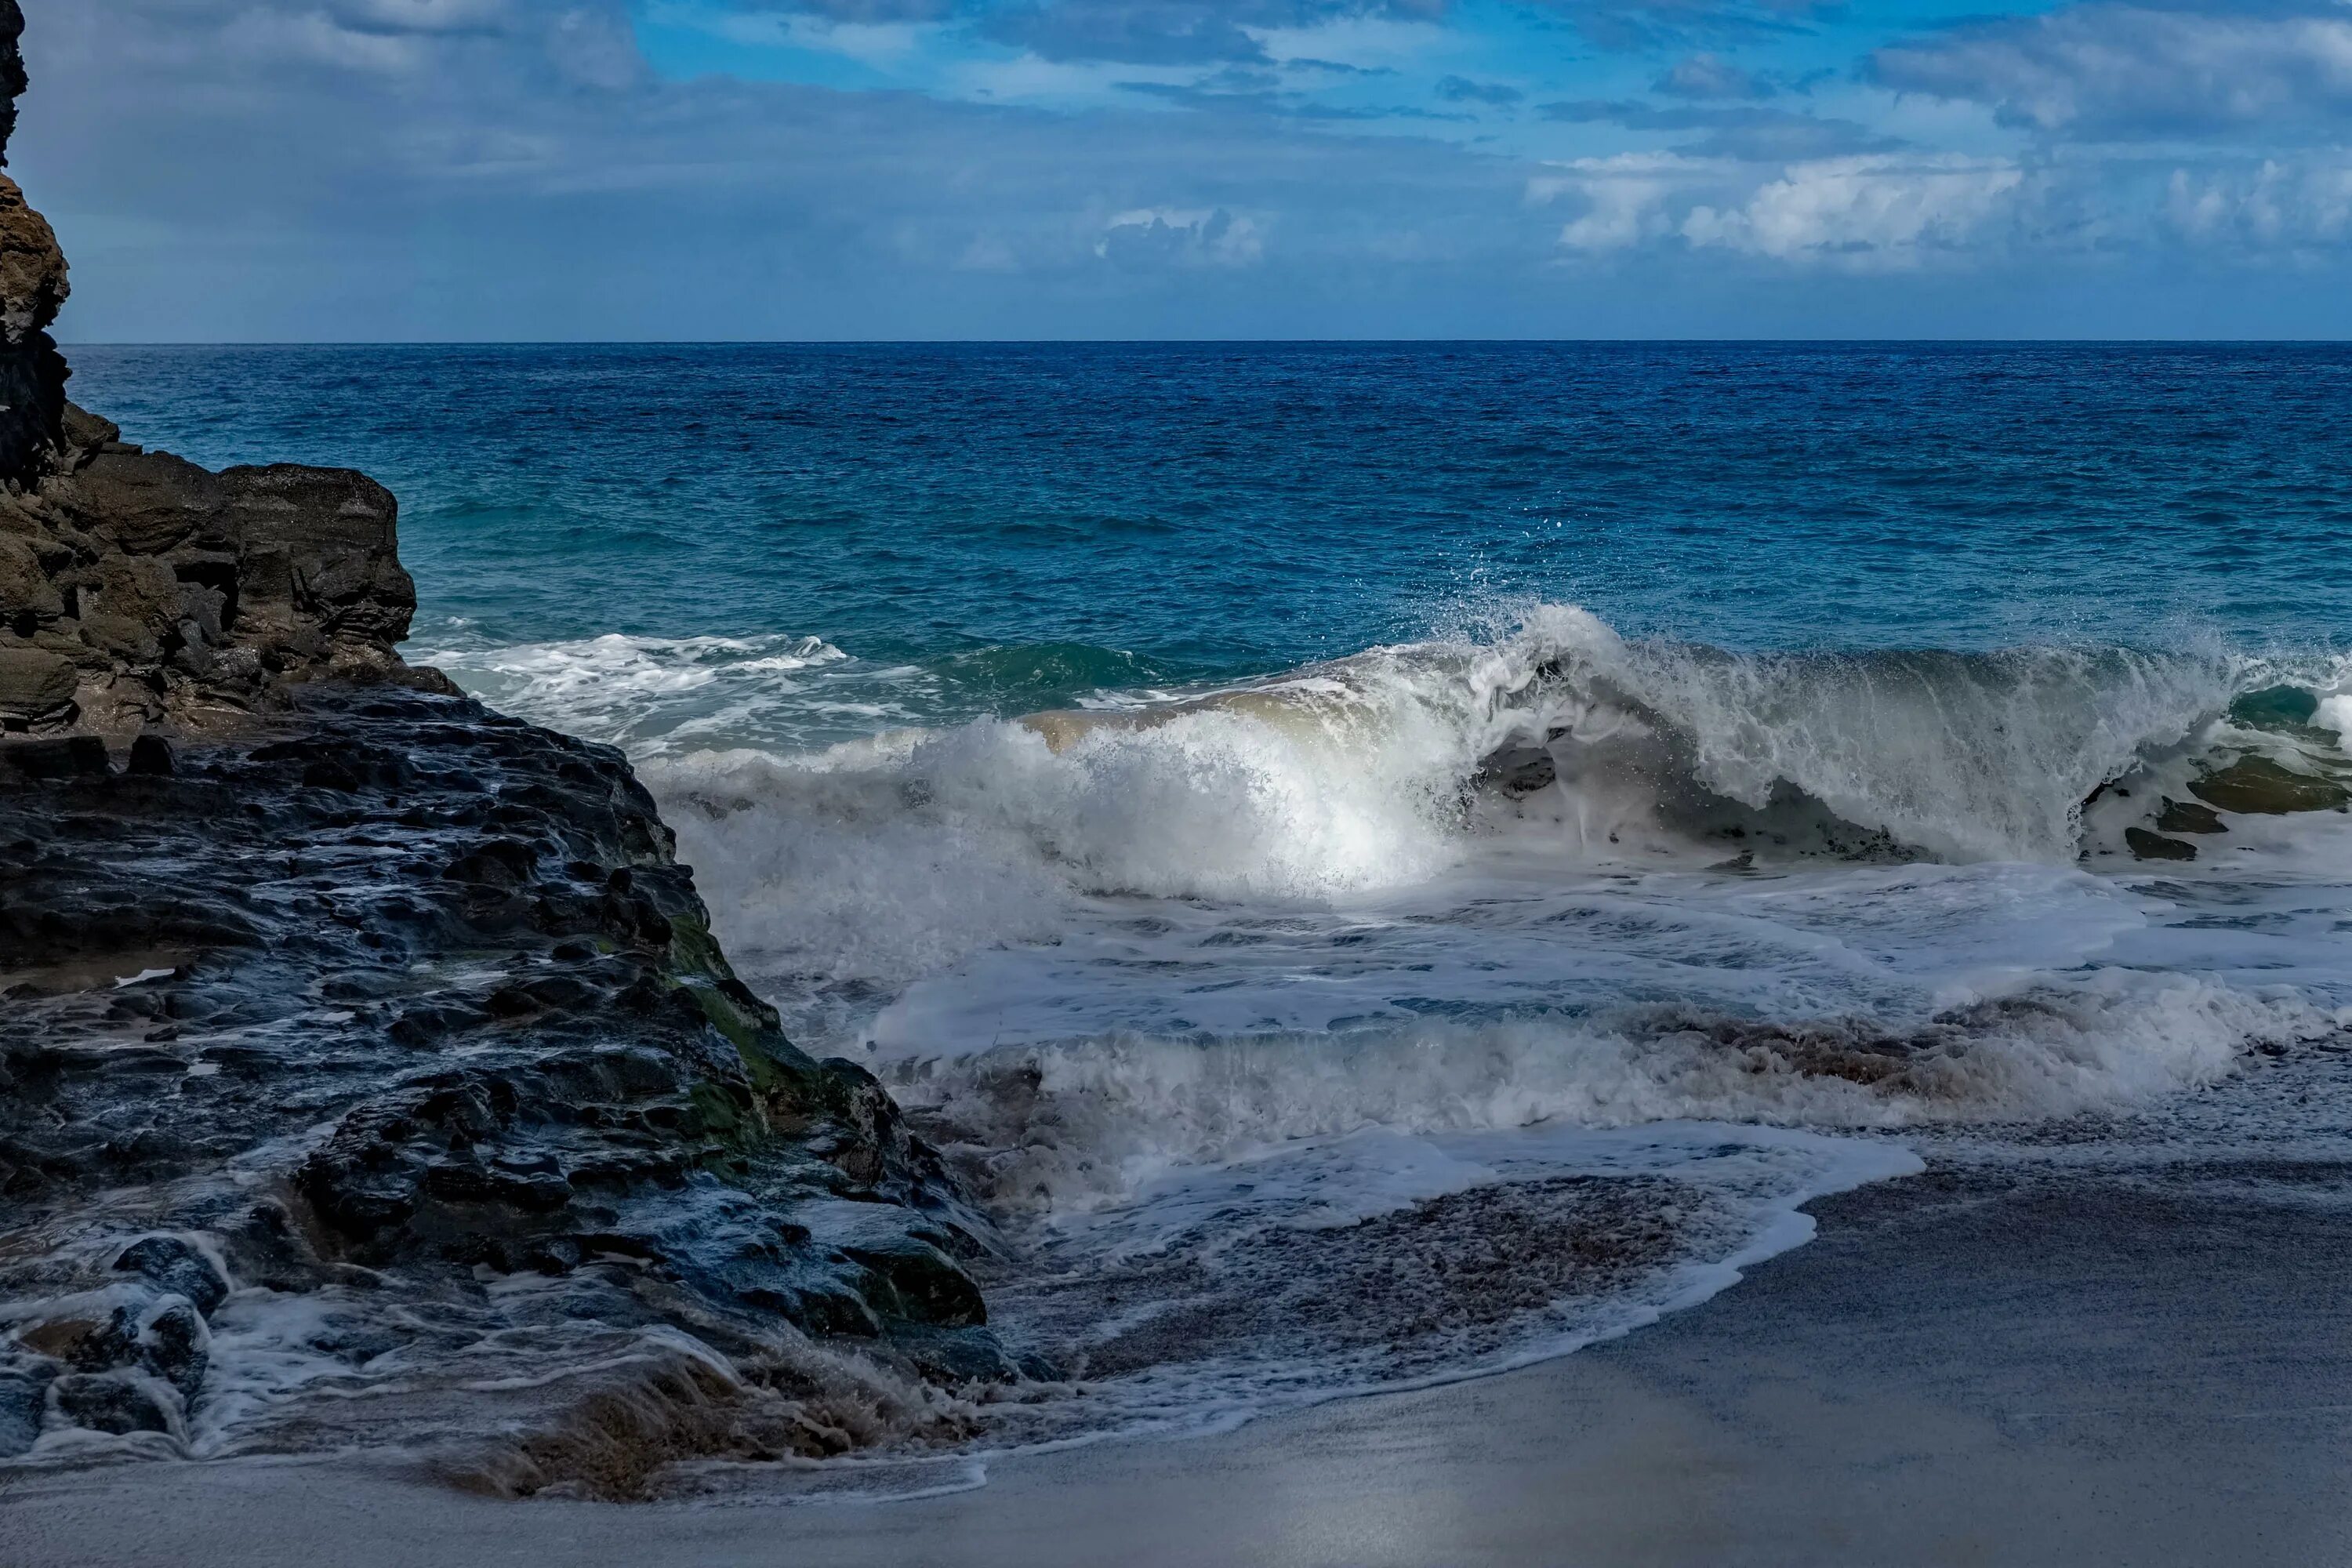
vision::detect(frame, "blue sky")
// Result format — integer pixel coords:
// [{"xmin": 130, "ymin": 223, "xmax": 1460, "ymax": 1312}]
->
[{"xmin": 19, "ymin": 0, "xmax": 2352, "ymax": 338}]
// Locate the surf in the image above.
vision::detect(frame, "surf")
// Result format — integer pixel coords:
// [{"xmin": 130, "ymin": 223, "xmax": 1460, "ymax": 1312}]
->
[{"xmin": 399, "ymin": 603, "xmax": 2352, "ymax": 1448}]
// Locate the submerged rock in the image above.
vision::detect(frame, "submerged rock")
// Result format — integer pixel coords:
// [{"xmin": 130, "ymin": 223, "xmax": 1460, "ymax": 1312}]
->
[
  {"xmin": 1475, "ymin": 739, "xmax": 1559, "ymax": 797},
  {"xmin": 2125, "ymin": 826, "xmax": 2198, "ymax": 862},
  {"xmin": 2154, "ymin": 797, "xmax": 2227, "ymax": 836},
  {"xmin": 48, "ymin": 1371, "xmax": 178, "ymax": 1438},
  {"xmin": 0, "ymin": 1352, "xmax": 53, "ymax": 1455},
  {"xmin": 2188, "ymin": 755, "xmax": 2351, "ymax": 816}
]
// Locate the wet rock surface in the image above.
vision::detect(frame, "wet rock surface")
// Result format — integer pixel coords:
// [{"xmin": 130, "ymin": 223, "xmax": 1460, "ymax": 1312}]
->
[
  {"xmin": 0, "ymin": 11, "xmax": 1009, "ymax": 1490},
  {"xmin": 0, "ymin": 687, "xmax": 1012, "ymax": 1485}
]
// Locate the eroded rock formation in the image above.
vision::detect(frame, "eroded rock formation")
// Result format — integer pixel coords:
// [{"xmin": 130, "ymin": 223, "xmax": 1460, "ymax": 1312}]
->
[
  {"xmin": 0, "ymin": 0, "xmax": 437, "ymax": 736},
  {"xmin": 2, "ymin": 420, "xmax": 450, "ymax": 732},
  {"xmin": 0, "ymin": 13, "xmax": 1008, "ymax": 1490},
  {"xmin": 0, "ymin": 2, "xmax": 65, "ymax": 502}
]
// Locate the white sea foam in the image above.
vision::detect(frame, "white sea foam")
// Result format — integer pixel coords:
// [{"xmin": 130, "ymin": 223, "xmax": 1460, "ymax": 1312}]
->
[
  {"xmin": 428, "ymin": 604, "xmax": 2352, "ymax": 1447},
  {"xmin": 417, "ymin": 631, "xmax": 859, "ymax": 754},
  {"xmin": 2317, "ymin": 693, "xmax": 2352, "ymax": 750},
  {"xmin": 887, "ymin": 972, "xmax": 2330, "ymax": 1216}
]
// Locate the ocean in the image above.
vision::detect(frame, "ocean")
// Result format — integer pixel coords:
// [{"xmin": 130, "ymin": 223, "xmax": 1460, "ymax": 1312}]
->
[{"xmin": 68, "ymin": 342, "xmax": 2352, "ymax": 1461}]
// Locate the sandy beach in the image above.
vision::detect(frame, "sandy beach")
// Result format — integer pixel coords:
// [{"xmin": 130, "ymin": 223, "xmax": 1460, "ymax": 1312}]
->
[{"xmin": 13, "ymin": 1097, "xmax": 2350, "ymax": 1568}]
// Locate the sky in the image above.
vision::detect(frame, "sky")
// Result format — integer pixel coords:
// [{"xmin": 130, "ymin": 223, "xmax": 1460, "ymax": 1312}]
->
[{"xmin": 16, "ymin": 0, "xmax": 2352, "ymax": 339}]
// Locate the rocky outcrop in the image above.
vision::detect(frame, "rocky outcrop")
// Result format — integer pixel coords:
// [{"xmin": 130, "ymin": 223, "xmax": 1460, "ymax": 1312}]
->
[
  {"xmin": 0, "ymin": 0, "xmax": 67, "ymax": 493},
  {"xmin": 1, "ymin": 689, "xmax": 1018, "ymax": 1482},
  {"xmin": 0, "ymin": 2, "xmax": 431, "ymax": 735},
  {"xmin": 0, "ymin": 13, "xmax": 1007, "ymax": 1490},
  {"xmin": 1, "ymin": 414, "xmax": 449, "ymax": 732}
]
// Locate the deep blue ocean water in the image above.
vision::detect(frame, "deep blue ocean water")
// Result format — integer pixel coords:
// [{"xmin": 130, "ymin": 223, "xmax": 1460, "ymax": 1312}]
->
[
  {"xmin": 58, "ymin": 342, "xmax": 2352, "ymax": 1454},
  {"xmin": 70, "ymin": 343, "xmax": 2352, "ymax": 700}
]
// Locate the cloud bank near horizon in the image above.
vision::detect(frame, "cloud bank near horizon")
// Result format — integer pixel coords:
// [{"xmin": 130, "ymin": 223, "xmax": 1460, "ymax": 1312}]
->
[{"xmin": 20, "ymin": 0, "xmax": 2352, "ymax": 338}]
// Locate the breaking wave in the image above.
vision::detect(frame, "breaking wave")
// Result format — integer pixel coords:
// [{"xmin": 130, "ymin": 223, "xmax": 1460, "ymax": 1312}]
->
[
  {"xmin": 641, "ymin": 606, "xmax": 2352, "ymax": 995},
  {"xmin": 437, "ymin": 604, "xmax": 2352, "ymax": 1462}
]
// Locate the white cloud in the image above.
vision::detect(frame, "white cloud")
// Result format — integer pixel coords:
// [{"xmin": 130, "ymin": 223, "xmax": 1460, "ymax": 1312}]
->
[
  {"xmin": 1542, "ymin": 152, "xmax": 1717, "ymax": 252},
  {"xmin": 1873, "ymin": 5, "xmax": 2352, "ymax": 138},
  {"xmin": 1542, "ymin": 151, "xmax": 2034, "ymax": 268},
  {"xmin": 1096, "ymin": 205, "xmax": 1265, "ymax": 265},
  {"xmin": 1683, "ymin": 154, "xmax": 2026, "ymax": 267},
  {"xmin": 2166, "ymin": 157, "xmax": 2352, "ymax": 249}
]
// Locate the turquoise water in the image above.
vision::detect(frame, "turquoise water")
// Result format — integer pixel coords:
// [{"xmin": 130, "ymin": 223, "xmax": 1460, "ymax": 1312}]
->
[{"xmin": 66, "ymin": 342, "xmax": 2352, "ymax": 1446}]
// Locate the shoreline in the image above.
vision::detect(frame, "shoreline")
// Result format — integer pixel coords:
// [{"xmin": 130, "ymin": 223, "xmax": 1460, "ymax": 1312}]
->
[{"xmin": 13, "ymin": 1097, "xmax": 2351, "ymax": 1567}]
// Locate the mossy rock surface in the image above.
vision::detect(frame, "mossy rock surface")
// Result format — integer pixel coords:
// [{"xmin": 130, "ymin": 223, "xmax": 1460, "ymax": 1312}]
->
[
  {"xmin": 2187, "ymin": 755, "xmax": 2350, "ymax": 815},
  {"xmin": 0, "ymin": 685, "xmax": 993, "ymax": 1467}
]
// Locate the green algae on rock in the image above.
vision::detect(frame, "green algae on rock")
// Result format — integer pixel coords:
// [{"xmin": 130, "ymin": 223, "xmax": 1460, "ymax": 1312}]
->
[{"xmin": 2187, "ymin": 754, "xmax": 2352, "ymax": 817}]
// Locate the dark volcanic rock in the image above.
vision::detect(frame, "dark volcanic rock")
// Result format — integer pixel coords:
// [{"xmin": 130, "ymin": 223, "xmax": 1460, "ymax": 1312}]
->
[
  {"xmin": 2189, "ymin": 754, "xmax": 2351, "ymax": 816},
  {"xmin": 114, "ymin": 1236, "xmax": 231, "ymax": 1316},
  {"xmin": 0, "ymin": 688, "xmax": 1004, "ymax": 1471},
  {"xmin": 0, "ymin": 0, "xmax": 67, "ymax": 492},
  {"xmin": 0, "ymin": 16, "xmax": 441, "ymax": 732},
  {"xmin": 0, "ymin": 2, "xmax": 23, "ymax": 162},
  {"xmin": 2125, "ymin": 826, "xmax": 2198, "ymax": 862},
  {"xmin": 0, "ymin": 9, "xmax": 1002, "ymax": 1487},
  {"xmin": 2154, "ymin": 797, "xmax": 2227, "ymax": 836},
  {"xmin": 0, "ymin": 435, "xmax": 451, "ymax": 733}
]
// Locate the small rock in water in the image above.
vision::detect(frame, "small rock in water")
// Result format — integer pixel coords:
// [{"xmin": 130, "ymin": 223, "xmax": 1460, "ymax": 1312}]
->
[
  {"xmin": 1475, "ymin": 741, "xmax": 1558, "ymax": 797},
  {"xmin": 127, "ymin": 733, "xmax": 176, "ymax": 777},
  {"xmin": 2125, "ymin": 826, "xmax": 2198, "ymax": 862},
  {"xmin": 0, "ymin": 733, "xmax": 109, "ymax": 780},
  {"xmin": 2154, "ymin": 797, "xmax": 2227, "ymax": 835},
  {"xmin": 114, "ymin": 1235, "xmax": 230, "ymax": 1316},
  {"xmin": 130, "ymin": 1299, "xmax": 211, "ymax": 1402},
  {"xmin": 47, "ymin": 1371, "xmax": 178, "ymax": 1437}
]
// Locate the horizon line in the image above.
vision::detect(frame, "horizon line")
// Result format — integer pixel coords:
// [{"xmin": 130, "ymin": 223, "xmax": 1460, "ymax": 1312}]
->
[{"xmin": 58, "ymin": 336, "xmax": 2352, "ymax": 350}]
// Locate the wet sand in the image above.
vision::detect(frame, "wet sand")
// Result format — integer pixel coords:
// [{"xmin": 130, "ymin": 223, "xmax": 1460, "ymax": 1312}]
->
[{"xmin": 11, "ymin": 1148, "xmax": 2352, "ymax": 1568}]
